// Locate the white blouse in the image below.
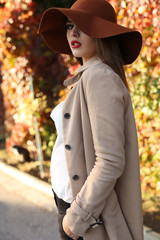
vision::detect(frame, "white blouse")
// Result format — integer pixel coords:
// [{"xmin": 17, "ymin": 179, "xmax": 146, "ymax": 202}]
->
[{"xmin": 50, "ymin": 101, "xmax": 73, "ymax": 203}]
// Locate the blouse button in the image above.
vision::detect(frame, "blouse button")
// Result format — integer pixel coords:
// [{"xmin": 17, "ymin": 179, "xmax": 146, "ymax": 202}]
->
[
  {"xmin": 72, "ymin": 175, "xmax": 79, "ymax": 181},
  {"xmin": 65, "ymin": 144, "xmax": 71, "ymax": 151},
  {"xmin": 64, "ymin": 113, "xmax": 71, "ymax": 119}
]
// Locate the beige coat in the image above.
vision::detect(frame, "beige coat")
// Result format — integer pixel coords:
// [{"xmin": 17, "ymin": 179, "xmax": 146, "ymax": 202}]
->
[{"xmin": 62, "ymin": 57, "xmax": 144, "ymax": 240}]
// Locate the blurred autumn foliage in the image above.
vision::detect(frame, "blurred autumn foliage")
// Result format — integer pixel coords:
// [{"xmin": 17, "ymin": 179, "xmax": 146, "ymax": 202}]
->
[
  {"xmin": 0, "ymin": 0, "xmax": 76, "ymax": 158},
  {"xmin": 0, "ymin": 0, "xmax": 160, "ymax": 210},
  {"xmin": 108, "ymin": 0, "xmax": 160, "ymax": 200}
]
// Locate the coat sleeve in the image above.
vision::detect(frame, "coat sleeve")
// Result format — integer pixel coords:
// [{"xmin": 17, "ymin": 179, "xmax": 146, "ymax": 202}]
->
[{"xmin": 64, "ymin": 67, "xmax": 127, "ymax": 236}]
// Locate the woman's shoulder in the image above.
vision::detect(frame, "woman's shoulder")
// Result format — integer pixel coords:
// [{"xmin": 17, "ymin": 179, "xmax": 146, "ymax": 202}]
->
[{"xmin": 81, "ymin": 62, "xmax": 129, "ymax": 97}]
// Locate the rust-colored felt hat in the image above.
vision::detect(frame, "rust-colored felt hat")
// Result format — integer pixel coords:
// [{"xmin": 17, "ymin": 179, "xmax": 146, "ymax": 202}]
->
[{"xmin": 38, "ymin": 0, "xmax": 142, "ymax": 65}]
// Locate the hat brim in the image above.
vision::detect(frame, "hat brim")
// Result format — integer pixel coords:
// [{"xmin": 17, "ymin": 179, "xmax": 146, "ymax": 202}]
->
[{"xmin": 38, "ymin": 8, "xmax": 142, "ymax": 65}]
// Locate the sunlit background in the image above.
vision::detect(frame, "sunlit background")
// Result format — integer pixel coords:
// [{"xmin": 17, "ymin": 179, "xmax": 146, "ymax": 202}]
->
[{"xmin": 0, "ymin": 0, "xmax": 160, "ymax": 233}]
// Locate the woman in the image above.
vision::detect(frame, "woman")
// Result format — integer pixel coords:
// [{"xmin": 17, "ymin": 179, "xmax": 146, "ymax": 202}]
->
[{"xmin": 38, "ymin": 0, "xmax": 144, "ymax": 239}]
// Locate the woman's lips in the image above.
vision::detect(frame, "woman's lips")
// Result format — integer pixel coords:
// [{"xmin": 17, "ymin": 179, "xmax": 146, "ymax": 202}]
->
[{"xmin": 71, "ymin": 40, "xmax": 82, "ymax": 48}]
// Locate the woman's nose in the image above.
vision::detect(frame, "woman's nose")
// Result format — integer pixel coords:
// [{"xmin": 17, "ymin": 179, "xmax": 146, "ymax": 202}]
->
[{"xmin": 71, "ymin": 26, "xmax": 80, "ymax": 37}]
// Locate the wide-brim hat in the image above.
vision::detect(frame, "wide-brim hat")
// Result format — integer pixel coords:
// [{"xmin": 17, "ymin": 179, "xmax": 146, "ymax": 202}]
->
[{"xmin": 38, "ymin": 0, "xmax": 142, "ymax": 65}]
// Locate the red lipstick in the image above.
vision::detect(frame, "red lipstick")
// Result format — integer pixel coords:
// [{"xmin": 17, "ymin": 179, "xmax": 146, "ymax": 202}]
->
[{"xmin": 71, "ymin": 40, "xmax": 82, "ymax": 48}]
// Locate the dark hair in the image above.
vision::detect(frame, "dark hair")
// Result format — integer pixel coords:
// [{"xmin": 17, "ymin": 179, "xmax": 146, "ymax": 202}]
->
[
  {"xmin": 76, "ymin": 37, "xmax": 129, "ymax": 90},
  {"xmin": 75, "ymin": 57, "xmax": 83, "ymax": 65},
  {"xmin": 95, "ymin": 37, "xmax": 129, "ymax": 90}
]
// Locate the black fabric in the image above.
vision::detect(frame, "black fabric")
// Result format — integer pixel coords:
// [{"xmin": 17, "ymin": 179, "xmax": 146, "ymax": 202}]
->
[{"xmin": 52, "ymin": 190, "xmax": 83, "ymax": 240}]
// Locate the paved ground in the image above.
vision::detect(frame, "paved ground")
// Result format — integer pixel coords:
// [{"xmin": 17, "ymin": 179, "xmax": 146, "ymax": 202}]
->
[
  {"xmin": 0, "ymin": 164, "xmax": 60, "ymax": 240},
  {"xmin": 144, "ymin": 228, "xmax": 160, "ymax": 240},
  {"xmin": 0, "ymin": 161, "xmax": 160, "ymax": 240}
]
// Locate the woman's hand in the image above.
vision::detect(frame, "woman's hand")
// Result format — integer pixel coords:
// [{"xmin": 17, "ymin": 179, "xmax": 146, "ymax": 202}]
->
[{"xmin": 62, "ymin": 215, "xmax": 79, "ymax": 240}]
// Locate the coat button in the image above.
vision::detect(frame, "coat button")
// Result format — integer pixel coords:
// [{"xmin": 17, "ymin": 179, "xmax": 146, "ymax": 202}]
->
[
  {"xmin": 72, "ymin": 175, "xmax": 79, "ymax": 181},
  {"xmin": 65, "ymin": 144, "xmax": 71, "ymax": 150},
  {"xmin": 64, "ymin": 113, "xmax": 70, "ymax": 119}
]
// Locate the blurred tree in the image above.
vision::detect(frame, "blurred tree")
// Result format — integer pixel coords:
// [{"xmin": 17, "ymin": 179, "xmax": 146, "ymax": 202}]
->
[
  {"xmin": 34, "ymin": 0, "xmax": 76, "ymax": 9},
  {"xmin": 0, "ymin": 0, "xmax": 74, "ymax": 158},
  {"xmin": 0, "ymin": 61, "xmax": 5, "ymax": 142},
  {"xmin": 109, "ymin": 0, "xmax": 160, "ymax": 196}
]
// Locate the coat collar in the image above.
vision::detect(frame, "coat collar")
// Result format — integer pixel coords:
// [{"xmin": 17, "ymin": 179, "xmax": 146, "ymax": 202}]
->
[{"xmin": 63, "ymin": 56, "xmax": 102, "ymax": 87}]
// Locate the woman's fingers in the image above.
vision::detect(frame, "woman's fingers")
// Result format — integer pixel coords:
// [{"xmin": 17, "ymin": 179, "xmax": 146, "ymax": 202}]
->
[{"xmin": 62, "ymin": 216, "xmax": 79, "ymax": 239}]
